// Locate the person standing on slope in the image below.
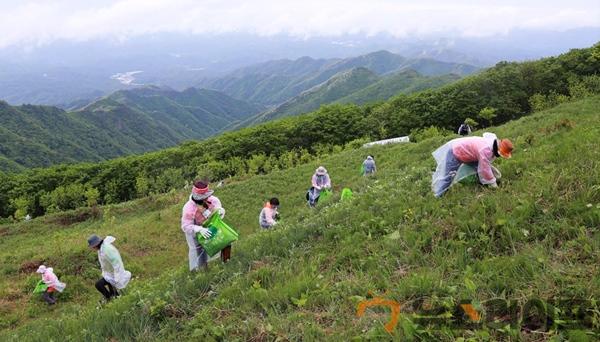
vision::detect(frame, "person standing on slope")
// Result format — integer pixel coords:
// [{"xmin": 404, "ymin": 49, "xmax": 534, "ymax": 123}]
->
[
  {"xmin": 35, "ymin": 265, "xmax": 66, "ymax": 305},
  {"xmin": 362, "ymin": 155, "xmax": 376, "ymax": 176},
  {"xmin": 181, "ymin": 180, "xmax": 229, "ymax": 271},
  {"xmin": 259, "ymin": 197, "xmax": 280, "ymax": 229},
  {"xmin": 307, "ymin": 166, "xmax": 332, "ymax": 207},
  {"xmin": 458, "ymin": 121, "xmax": 472, "ymax": 136},
  {"xmin": 431, "ymin": 132, "xmax": 513, "ymax": 197},
  {"xmin": 87, "ymin": 234, "xmax": 131, "ymax": 301}
]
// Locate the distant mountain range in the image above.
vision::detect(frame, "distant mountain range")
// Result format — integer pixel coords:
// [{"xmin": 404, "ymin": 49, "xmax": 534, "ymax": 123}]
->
[
  {"xmin": 199, "ymin": 50, "xmax": 478, "ymax": 107},
  {"xmin": 1, "ymin": 29, "xmax": 597, "ymax": 106},
  {"xmin": 242, "ymin": 68, "xmax": 461, "ymax": 126},
  {"xmin": 0, "ymin": 86, "xmax": 263, "ymax": 171},
  {"xmin": 0, "ymin": 50, "xmax": 476, "ymax": 171}
]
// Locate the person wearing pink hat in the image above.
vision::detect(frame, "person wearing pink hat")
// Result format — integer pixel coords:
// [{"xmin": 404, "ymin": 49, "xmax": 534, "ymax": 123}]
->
[
  {"xmin": 181, "ymin": 180, "xmax": 229, "ymax": 270},
  {"xmin": 35, "ymin": 265, "xmax": 66, "ymax": 305}
]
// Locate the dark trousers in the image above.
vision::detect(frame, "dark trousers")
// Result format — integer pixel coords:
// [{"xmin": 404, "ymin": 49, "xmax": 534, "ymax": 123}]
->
[
  {"xmin": 95, "ymin": 278, "xmax": 119, "ymax": 300},
  {"xmin": 307, "ymin": 187, "xmax": 320, "ymax": 207},
  {"xmin": 42, "ymin": 291, "xmax": 56, "ymax": 305},
  {"xmin": 221, "ymin": 245, "xmax": 232, "ymax": 263}
]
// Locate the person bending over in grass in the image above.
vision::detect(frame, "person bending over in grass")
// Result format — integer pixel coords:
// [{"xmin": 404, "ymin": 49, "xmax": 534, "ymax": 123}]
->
[
  {"xmin": 431, "ymin": 132, "xmax": 513, "ymax": 197},
  {"xmin": 88, "ymin": 234, "xmax": 131, "ymax": 302},
  {"xmin": 181, "ymin": 180, "xmax": 229, "ymax": 271},
  {"xmin": 259, "ymin": 197, "xmax": 280, "ymax": 229},
  {"xmin": 35, "ymin": 265, "xmax": 66, "ymax": 305},
  {"xmin": 362, "ymin": 155, "xmax": 376, "ymax": 176},
  {"xmin": 307, "ymin": 166, "xmax": 332, "ymax": 207}
]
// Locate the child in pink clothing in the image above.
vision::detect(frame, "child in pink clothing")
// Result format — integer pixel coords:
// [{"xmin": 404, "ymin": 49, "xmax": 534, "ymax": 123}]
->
[{"xmin": 36, "ymin": 265, "xmax": 66, "ymax": 305}]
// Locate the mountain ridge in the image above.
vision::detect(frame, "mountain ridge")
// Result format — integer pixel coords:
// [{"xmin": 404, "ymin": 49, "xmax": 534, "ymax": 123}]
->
[
  {"xmin": 241, "ymin": 68, "xmax": 462, "ymax": 127},
  {"xmin": 0, "ymin": 86, "xmax": 264, "ymax": 170},
  {"xmin": 199, "ymin": 50, "xmax": 479, "ymax": 106}
]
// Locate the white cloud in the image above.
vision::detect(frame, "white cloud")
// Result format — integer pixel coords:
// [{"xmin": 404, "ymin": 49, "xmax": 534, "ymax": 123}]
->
[{"xmin": 0, "ymin": 0, "xmax": 598, "ymax": 48}]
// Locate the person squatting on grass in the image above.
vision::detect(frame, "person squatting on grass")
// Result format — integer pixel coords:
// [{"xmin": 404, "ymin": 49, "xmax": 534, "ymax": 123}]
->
[
  {"xmin": 88, "ymin": 234, "xmax": 131, "ymax": 301},
  {"xmin": 259, "ymin": 197, "xmax": 280, "ymax": 229},
  {"xmin": 35, "ymin": 265, "xmax": 66, "ymax": 305},
  {"xmin": 181, "ymin": 181, "xmax": 229, "ymax": 271},
  {"xmin": 307, "ymin": 166, "xmax": 332, "ymax": 207},
  {"xmin": 431, "ymin": 132, "xmax": 513, "ymax": 197},
  {"xmin": 362, "ymin": 155, "xmax": 376, "ymax": 176}
]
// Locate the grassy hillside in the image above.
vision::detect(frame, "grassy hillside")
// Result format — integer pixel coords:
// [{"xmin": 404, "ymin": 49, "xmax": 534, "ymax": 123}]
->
[
  {"xmin": 0, "ymin": 86, "xmax": 263, "ymax": 171},
  {"xmin": 336, "ymin": 70, "xmax": 460, "ymax": 105},
  {"xmin": 2, "ymin": 96, "xmax": 599, "ymax": 341},
  {"xmin": 201, "ymin": 50, "xmax": 478, "ymax": 106}
]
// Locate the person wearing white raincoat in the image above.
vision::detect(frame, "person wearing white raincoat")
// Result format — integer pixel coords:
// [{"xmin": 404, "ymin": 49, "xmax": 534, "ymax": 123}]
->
[
  {"xmin": 307, "ymin": 166, "xmax": 332, "ymax": 207},
  {"xmin": 362, "ymin": 156, "xmax": 376, "ymax": 176},
  {"xmin": 88, "ymin": 234, "xmax": 131, "ymax": 301},
  {"xmin": 431, "ymin": 132, "xmax": 513, "ymax": 197},
  {"xmin": 36, "ymin": 265, "xmax": 66, "ymax": 305}
]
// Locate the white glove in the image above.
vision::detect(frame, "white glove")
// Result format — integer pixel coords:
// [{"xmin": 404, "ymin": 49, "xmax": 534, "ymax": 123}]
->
[
  {"xmin": 193, "ymin": 226, "xmax": 212, "ymax": 238},
  {"xmin": 489, "ymin": 182, "xmax": 498, "ymax": 188},
  {"xmin": 217, "ymin": 207, "xmax": 225, "ymax": 219}
]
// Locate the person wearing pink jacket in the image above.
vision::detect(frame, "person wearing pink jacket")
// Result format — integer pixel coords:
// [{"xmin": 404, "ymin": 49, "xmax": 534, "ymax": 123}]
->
[
  {"xmin": 181, "ymin": 180, "xmax": 228, "ymax": 271},
  {"xmin": 36, "ymin": 265, "xmax": 66, "ymax": 305},
  {"xmin": 432, "ymin": 132, "xmax": 513, "ymax": 197}
]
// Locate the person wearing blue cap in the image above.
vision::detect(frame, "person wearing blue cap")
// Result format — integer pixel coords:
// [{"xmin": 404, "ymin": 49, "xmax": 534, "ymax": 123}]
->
[{"xmin": 88, "ymin": 234, "xmax": 131, "ymax": 301}]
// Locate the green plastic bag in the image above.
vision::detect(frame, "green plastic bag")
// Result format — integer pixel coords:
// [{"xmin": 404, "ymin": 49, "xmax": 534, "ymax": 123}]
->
[
  {"xmin": 454, "ymin": 163, "xmax": 502, "ymax": 185},
  {"xmin": 341, "ymin": 188, "xmax": 353, "ymax": 201},
  {"xmin": 454, "ymin": 163, "xmax": 479, "ymax": 185},
  {"xmin": 33, "ymin": 280, "xmax": 48, "ymax": 294},
  {"xmin": 196, "ymin": 213, "xmax": 239, "ymax": 257},
  {"xmin": 319, "ymin": 189, "xmax": 333, "ymax": 204}
]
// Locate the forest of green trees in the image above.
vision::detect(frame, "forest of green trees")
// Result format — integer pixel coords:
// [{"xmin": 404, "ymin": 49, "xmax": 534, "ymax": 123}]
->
[{"xmin": 1, "ymin": 44, "xmax": 598, "ymax": 220}]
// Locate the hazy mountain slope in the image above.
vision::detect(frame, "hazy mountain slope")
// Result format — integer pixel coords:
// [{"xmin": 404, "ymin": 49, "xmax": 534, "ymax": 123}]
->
[
  {"xmin": 0, "ymin": 87, "xmax": 264, "ymax": 170},
  {"xmin": 249, "ymin": 67, "xmax": 380, "ymax": 124},
  {"xmin": 336, "ymin": 70, "xmax": 461, "ymax": 105},
  {"xmin": 200, "ymin": 50, "xmax": 479, "ymax": 106},
  {"xmin": 239, "ymin": 68, "xmax": 462, "ymax": 127},
  {"xmin": 0, "ymin": 102, "xmax": 110, "ymax": 168},
  {"xmin": 396, "ymin": 57, "xmax": 479, "ymax": 76}
]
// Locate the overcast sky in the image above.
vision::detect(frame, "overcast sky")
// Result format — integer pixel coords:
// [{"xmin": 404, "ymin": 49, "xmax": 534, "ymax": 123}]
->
[{"xmin": 0, "ymin": 0, "xmax": 598, "ymax": 49}]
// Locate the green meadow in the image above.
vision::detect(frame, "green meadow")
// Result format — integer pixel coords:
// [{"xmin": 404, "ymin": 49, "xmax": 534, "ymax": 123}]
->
[{"xmin": 1, "ymin": 96, "xmax": 599, "ymax": 341}]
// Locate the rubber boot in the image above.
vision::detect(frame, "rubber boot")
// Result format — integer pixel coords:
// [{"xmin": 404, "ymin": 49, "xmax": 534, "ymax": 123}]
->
[{"xmin": 221, "ymin": 245, "xmax": 232, "ymax": 263}]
